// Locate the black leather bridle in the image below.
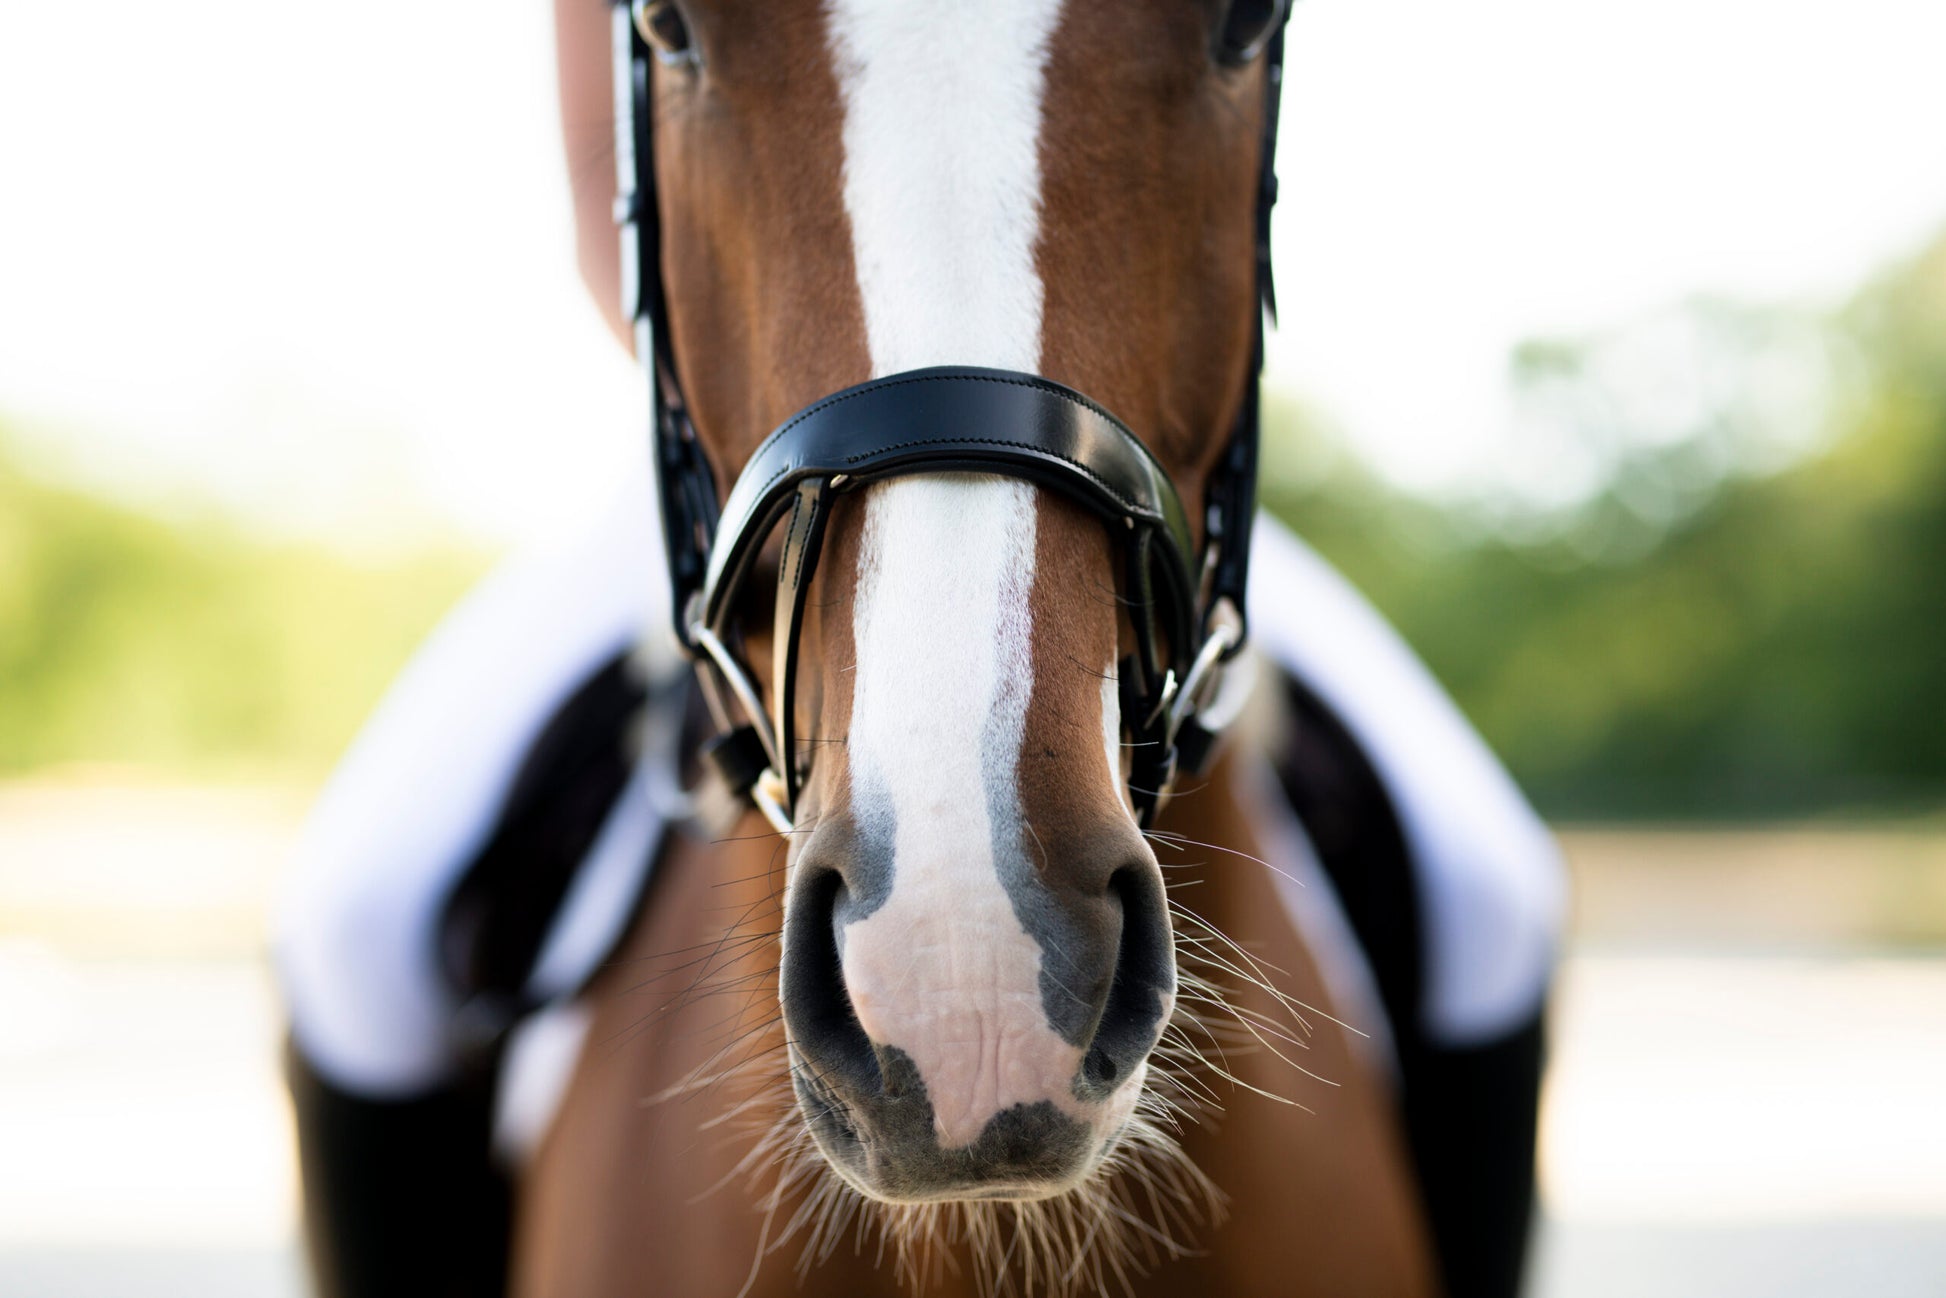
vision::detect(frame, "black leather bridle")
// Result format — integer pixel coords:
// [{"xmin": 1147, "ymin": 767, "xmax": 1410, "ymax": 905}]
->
[{"xmin": 612, "ymin": 1, "xmax": 1290, "ymax": 830}]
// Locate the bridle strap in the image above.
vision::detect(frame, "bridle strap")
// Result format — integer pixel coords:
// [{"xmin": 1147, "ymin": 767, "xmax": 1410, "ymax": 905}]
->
[
  {"xmin": 614, "ymin": 2, "xmax": 717, "ymax": 649},
  {"xmin": 1197, "ymin": 22, "xmax": 1287, "ymax": 663}
]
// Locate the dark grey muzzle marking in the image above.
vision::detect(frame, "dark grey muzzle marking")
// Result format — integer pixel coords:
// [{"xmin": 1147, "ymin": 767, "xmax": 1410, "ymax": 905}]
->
[{"xmin": 793, "ymin": 1046, "xmax": 1100, "ymax": 1200}]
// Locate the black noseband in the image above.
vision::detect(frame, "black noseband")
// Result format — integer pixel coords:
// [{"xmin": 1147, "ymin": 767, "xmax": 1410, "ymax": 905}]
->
[
  {"xmin": 612, "ymin": 0, "xmax": 1289, "ymax": 828},
  {"xmin": 693, "ymin": 366, "xmax": 1210, "ymax": 825}
]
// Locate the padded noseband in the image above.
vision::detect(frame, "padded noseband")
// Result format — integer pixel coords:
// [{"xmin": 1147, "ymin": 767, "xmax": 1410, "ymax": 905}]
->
[{"xmin": 694, "ymin": 366, "xmax": 1208, "ymax": 826}]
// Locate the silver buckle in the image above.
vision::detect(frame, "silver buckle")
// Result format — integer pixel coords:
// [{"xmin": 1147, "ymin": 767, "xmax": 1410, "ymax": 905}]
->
[{"xmin": 1165, "ymin": 597, "xmax": 1243, "ymax": 744}]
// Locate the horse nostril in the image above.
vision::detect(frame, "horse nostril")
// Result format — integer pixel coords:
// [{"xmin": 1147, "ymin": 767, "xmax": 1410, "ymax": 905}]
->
[
  {"xmin": 1083, "ymin": 1044, "xmax": 1119, "ymax": 1087},
  {"xmin": 780, "ymin": 865, "xmax": 881, "ymax": 1095},
  {"xmin": 1077, "ymin": 864, "xmax": 1175, "ymax": 1100}
]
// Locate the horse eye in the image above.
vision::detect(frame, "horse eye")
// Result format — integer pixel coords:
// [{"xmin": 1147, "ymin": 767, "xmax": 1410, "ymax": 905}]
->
[
  {"xmin": 1215, "ymin": 0, "xmax": 1286, "ymax": 65},
  {"xmin": 633, "ymin": 0, "xmax": 696, "ymax": 66}
]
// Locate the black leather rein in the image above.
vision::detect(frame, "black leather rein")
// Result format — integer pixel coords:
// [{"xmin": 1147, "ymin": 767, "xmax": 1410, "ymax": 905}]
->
[{"xmin": 612, "ymin": 0, "xmax": 1290, "ymax": 830}]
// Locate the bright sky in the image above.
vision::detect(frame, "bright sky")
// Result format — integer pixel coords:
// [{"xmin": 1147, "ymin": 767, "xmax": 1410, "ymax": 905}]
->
[{"xmin": 3, "ymin": 0, "xmax": 1944, "ymax": 549}]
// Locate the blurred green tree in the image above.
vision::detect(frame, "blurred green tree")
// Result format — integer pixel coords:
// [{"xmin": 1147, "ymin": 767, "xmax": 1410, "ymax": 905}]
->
[
  {"xmin": 0, "ymin": 440, "xmax": 482, "ymax": 778},
  {"xmin": 1265, "ymin": 229, "xmax": 1946, "ymax": 817}
]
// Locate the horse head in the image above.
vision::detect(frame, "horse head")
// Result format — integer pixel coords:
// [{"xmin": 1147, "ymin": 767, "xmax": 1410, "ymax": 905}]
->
[{"xmin": 630, "ymin": 0, "xmax": 1284, "ymax": 1209}]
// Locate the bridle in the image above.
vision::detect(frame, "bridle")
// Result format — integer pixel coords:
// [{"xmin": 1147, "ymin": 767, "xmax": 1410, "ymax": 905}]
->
[{"xmin": 611, "ymin": 1, "xmax": 1290, "ymax": 832}]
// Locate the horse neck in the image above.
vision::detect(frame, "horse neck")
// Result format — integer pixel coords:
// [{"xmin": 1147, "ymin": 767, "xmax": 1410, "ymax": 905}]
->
[{"xmin": 1136, "ymin": 749, "xmax": 1440, "ymax": 1295}]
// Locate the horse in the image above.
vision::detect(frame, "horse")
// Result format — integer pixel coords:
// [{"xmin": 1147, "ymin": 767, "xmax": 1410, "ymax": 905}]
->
[{"xmin": 284, "ymin": 2, "xmax": 1557, "ymax": 1295}]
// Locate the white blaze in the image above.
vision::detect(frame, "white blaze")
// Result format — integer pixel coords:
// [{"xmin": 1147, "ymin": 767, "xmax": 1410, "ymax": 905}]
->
[
  {"xmin": 1101, "ymin": 663, "xmax": 1127, "ymax": 811},
  {"xmin": 824, "ymin": 0, "xmax": 1082, "ymax": 1148},
  {"xmin": 825, "ymin": 0, "xmax": 1060, "ymax": 376}
]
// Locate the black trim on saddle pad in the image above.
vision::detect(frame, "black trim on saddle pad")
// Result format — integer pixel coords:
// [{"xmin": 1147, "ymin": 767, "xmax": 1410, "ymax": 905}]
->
[
  {"xmin": 1405, "ymin": 1011, "xmax": 1546, "ymax": 1298},
  {"xmin": 438, "ymin": 649, "xmax": 646, "ymax": 1045},
  {"xmin": 287, "ymin": 1042, "xmax": 509, "ymax": 1298},
  {"xmin": 1273, "ymin": 675, "xmax": 1543, "ymax": 1298}
]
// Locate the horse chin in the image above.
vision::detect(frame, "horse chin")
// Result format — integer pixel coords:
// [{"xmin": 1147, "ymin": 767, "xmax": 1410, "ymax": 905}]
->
[
  {"xmin": 823, "ymin": 1159, "xmax": 1101, "ymax": 1208},
  {"xmin": 788, "ymin": 1049, "xmax": 1143, "ymax": 1208},
  {"xmin": 762, "ymin": 1042, "xmax": 1224, "ymax": 1298}
]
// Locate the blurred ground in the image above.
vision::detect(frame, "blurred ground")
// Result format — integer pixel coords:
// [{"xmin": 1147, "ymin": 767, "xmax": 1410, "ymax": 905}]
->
[{"xmin": 2, "ymin": 782, "xmax": 1943, "ymax": 1297}]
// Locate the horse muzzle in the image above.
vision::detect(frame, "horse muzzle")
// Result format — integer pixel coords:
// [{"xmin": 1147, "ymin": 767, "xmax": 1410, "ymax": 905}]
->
[{"xmin": 778, "ymin": 816, "xmax": 1175, "ymax": 1202}]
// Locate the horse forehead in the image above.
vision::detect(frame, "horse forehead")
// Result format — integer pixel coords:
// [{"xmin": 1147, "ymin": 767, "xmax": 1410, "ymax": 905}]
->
[{"xmin": 824, "ymin": 0, "xmax": 1066, "ymax": 374}]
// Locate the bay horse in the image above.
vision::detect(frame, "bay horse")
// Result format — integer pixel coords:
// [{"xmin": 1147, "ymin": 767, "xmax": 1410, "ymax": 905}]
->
[{"xmin": 468, "ymin": 1, "xmax": 1551, "ymax": 1295}]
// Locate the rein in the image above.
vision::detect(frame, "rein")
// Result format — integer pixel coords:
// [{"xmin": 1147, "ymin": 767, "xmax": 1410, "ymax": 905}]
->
[{"xmin": 611, "ymin": 0, "xmax": 1291, "ymax": 830}]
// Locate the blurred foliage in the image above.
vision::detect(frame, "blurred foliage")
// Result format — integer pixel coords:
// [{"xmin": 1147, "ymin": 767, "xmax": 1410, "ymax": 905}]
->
[
  {"xmin": 1265, "ymin": 228, "xmax": 1946, "ymax": 818},
  {"xmin": 0, "ymin": 443, "xmax": 483, "ymax": 778}
]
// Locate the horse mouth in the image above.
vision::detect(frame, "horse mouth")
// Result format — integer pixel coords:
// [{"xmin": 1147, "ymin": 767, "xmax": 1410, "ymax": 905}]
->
[{"xmin": 788, "ymin": 1047, "xmax": 1121, "ymax": 1206}]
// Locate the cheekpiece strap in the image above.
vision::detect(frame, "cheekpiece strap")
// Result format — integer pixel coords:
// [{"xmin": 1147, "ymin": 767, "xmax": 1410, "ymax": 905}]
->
[{"xmin": 614, "ymin": 1, "xmax": 718, "ymax": 650}]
